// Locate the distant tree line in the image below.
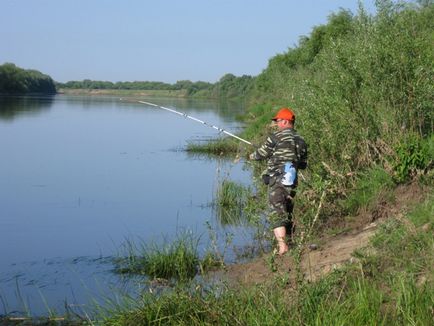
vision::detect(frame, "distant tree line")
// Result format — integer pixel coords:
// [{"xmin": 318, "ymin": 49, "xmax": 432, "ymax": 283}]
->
[
  {"xmin": 56, "ymin": 79, "xmax": 211, "ymax": 92},
  {"xmin": 56, "ymin": 73, "xmax": 255, "ymax": 98},
  {"xmin": 0, "ymin": 63, "xmax": 56, "ymax": 94},
  {"xmin": 207, "ymin": 74, "xmax": 255, "ymax": 98},
  {"xmin": 0, "ymin": 63, "xmax": 254, "ymax": 98}
]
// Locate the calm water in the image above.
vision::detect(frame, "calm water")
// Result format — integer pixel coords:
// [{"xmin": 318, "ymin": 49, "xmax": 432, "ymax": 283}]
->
[{"xmin": 0, "ymin": 95, "xmax": 253, "ymax": 316}]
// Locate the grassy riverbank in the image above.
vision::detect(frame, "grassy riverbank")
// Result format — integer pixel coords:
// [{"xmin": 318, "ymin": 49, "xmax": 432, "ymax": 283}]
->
[
  {"xmin": 96, "ymin": 2, "xmax": 433, "ymax": 324},
  {"xmin": 1, "ymin": 1, "xmax": 432, "ymax": 324},
  {"xmin": 1, "ymin": 186, "xmax": 432, "ymax": 324},
  {"xmin": 100, "ymin": 187, "xmax": 432, "ymax": 325}
]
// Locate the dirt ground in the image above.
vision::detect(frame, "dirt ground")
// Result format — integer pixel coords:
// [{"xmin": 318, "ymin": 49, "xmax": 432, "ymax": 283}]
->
[{"xmin": 212, "ymin": 183, "xmax": 427, "ymax": 287}]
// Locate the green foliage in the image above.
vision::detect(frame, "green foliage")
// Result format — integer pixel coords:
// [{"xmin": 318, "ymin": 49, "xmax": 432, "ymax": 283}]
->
[
  {"xmin": 393, "ymin": 133, "xmax": 433, "ymax": 183},
  {"xmin": 360, "ymin": 192, "xmax": 433, "ymax": 275},
  {"xmin": 252, "ymin": 2, "xmax": 433, "ymax": 170},
  {"xmin": 245, "ymin": 2, "xmax": 434, "ymax": 223},
  {"xmin": 215, "ymin": 180, "xmax": 250, "ymax": 225},
  {"xmin": 298, "ymin": 272, "xmax": 431, "ymax": 325},
  {"xmin": 295, "ymin": 273, "xmax": 388, "ymax": 325},
  {"xmin": 394, "ymin": 275, "xmax": 433, "ymax": 325},
  {"xmin": 102, "ymin": 284, "xmax": 291, "ymax": 326},
  {"xmin": 241, "ymin": 103, "xmax": 276, "ymax": 141},
  {"xmin": 102, "ymin": 3, "xmax": 434, "ymax": 324},
  {"xmin": 343, "ymin": 167, "xmax": 394, "ymax": 214},
  {"xmin": 406, "ymin": 191, "xmax": 434, "ymax": 226},
  {"xmin": 198, "ymin": 251, "xmax": 223, "ymax": 273},
  {"xmin": 113, "ymin": 225, "xmax": 239, "ymax": 281},
  {"xmin": 0, "ymin": 63, "xmax": 56, "ymax": 94},
  {"xmin": 102, "ymin": 195, "xmax": 433, "ymax": 325},
  {"xmin": 57, "ymin": 78, "xmax": 214, "ymax": 97},
  {"xmin": 185, "ymin": 138, "xmax": 239, "ymax": 155},
  {"xmin": 254, "ymin": 9, "xmax": 354, "ymax": 99},
  {"xmin": 353, "ymin": 195, "xmax": 434, "ymax": 323},
  {"xmin": 57, "ymin": 73, "xmax": 255, "ymax": 99},
  {"xmin": 216, "ymin": 180, "xmax": 246, "ymax": 208},
  {"xmin": 114, "ymin": 233, "xmax": 200, "ymax": 282},
  {"xmin": 209, "ymin": 73, "xmax": 255, "ymax": 98}
]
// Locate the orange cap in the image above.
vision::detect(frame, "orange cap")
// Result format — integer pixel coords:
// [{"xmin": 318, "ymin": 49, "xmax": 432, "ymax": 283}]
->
[{"xmin": 272, "ymin": 108, "xmax": 295, "ymax": 121}]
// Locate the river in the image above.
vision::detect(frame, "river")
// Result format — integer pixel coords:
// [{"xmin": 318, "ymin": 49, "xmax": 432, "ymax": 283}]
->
[{"xmin": 0, "ymin": 95, "xmax": 255, "ymax": 316}]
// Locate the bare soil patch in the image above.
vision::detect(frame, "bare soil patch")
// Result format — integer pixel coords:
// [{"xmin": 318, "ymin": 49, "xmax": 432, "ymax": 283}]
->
[{"xmin": 212, "ymin": 182, "xmax": 427, "ymax": 287}]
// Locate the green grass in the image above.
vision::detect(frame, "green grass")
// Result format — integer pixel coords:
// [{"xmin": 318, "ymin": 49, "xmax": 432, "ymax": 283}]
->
[
  {"xmin": 214, "ymin": 180, "xmax": 249, "ymax": 225},
  {"xmin": 296, "ymin": 273, "xmax": 387, "ymax": 325},
  {"xmin": 367, "ymin": 192, "xmax": 433, "ymax": 277},
  {"xmin": 407, "ymin": 190, "xmax": 434, "ymax": 227},
  {"xmin": 88, "ymin": 3, "xmax": 434, "ymax": 323},
  {"xmin": 102, "ymin": 191, "xmax": 433, "ymax": 325},
  {"xmin": 113, "ymin": 231, "xmax": 227, "ymax": 282},
  {"xmin": 114, "ymin": 233, "xmax": 200, "ymax": 282},
  {"xmin": 216, "ymin": 180, "xmax": 247, "ymax": 208},
  {"xmin": 342, "ymin": 166, "xmax": 395, "ymax": 214},
  {"xmin": 214, "ymin": 179, "xmax": 268, "ymax": 232},
  {"xmin": 101, "ymin": 283, "xmax": 294, "ymax": 326},
  {"xmin": 185, "ymin": 138, "xmax": 240, "ymax": 156}
]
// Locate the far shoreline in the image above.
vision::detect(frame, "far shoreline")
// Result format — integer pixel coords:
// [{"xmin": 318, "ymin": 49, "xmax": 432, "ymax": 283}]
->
[{"xmin": 58, "ymin": 88, "xmax": 210, "ymax": 99}]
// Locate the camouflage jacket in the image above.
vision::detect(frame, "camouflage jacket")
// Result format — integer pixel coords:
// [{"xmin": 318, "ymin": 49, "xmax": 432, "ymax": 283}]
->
[{"xmin": 251, "ymin": 128, "xmax": 306, "ymax": 177}]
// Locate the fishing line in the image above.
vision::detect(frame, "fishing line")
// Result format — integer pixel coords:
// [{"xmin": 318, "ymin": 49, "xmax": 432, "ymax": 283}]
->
[{"xmin": 128, "ymin": 99, "xmax": 253, "ymax": 146}]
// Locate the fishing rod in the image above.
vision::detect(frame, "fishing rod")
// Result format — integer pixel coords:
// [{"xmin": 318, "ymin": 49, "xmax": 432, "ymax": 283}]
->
[
  {"xmin": 124, "ymin": 99, "xmax": 306, "ymax": 178},
  {"xmin": 135, "ymin": 100, "xmax": 253, "ymax": 146}
]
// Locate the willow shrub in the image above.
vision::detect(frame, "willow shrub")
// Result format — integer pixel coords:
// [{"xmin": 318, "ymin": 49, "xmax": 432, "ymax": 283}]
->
[
  {"xmin": 244, "ymin": 2, "xmax": 434, "ymax": 228},
  {"xmin": 393, "ymin": 133, "xmax": 433, "ymax": 182},
  {"xmin": 299, "ymin": 2, "xmax": 433, "ymax": 171},
  {"xmin": 252, "ymin": 1, "xmax": 433, "ymax": 174}
]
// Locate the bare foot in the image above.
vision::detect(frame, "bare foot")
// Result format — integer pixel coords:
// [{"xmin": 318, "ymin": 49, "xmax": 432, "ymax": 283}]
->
[{"xmin": 278, "ymin": 242, "xmax": 289, "ymax": 255}]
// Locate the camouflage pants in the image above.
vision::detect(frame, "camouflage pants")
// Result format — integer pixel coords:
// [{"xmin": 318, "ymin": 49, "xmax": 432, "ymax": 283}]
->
[{"xmin": 268, "ymin": 176, "xmax": 295, "ymax": 232}]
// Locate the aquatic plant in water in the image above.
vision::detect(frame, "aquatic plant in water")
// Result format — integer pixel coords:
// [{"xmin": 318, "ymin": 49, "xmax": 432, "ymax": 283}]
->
[{"xmin": 114, "ymin": 232, "xmax": 200, "ymax": 282}]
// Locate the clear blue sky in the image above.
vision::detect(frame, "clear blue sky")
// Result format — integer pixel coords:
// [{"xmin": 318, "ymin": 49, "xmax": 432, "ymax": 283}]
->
[{"xmin": 0, "ymin": 0, "xmax": 377, "ymax": 83}]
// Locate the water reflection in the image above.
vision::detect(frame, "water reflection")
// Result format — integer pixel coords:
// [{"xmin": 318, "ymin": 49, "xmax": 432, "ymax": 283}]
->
[
  {"xmin": 56, "ymin": 95, "xmax": 247, "ymax": 124},
  {"xmin": 0, "ymin": 96, "xmax": 54, "ymax": 121},
  {"xmin": 0, "ymin": 94, "xmax": 254, "ymax": 316},
  {"xmin": 127, "ymin": 96, "xmax": 246, "ymax": 125}
]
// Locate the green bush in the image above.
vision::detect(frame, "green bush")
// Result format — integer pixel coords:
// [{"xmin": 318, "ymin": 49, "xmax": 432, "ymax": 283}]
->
[
  {"xmin": 0, "ymin": 63, "xmax": 56, "ymax": 94},
  {"xmin": 393, "ymin": 134, "xmax": 433, "ymax": 183},
  {"xmin": 245, "ymin": 1, "xmax": 434, "ymax": 223}
]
